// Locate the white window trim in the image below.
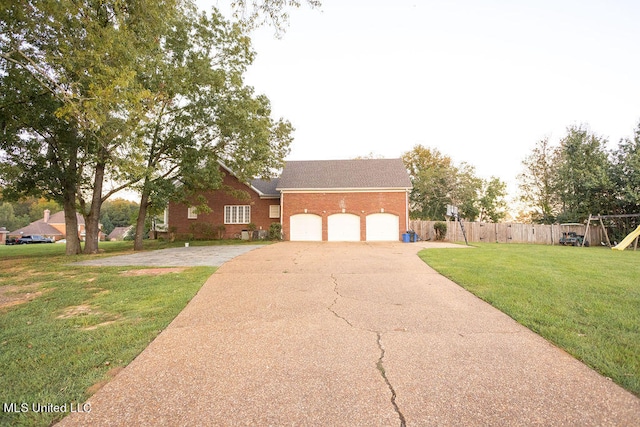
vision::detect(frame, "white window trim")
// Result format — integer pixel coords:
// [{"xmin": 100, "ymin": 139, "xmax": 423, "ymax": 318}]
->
[
  {"xmin": 224, "ymin": 205, "xmax": 251, "ymax": 224},
  {"xmin": 269, "ymin": 205, "xmax": 280, "ymax": 219},
  {"xmin": 187, "ymin": 206, "xmax": 198, "ymax": 219}
]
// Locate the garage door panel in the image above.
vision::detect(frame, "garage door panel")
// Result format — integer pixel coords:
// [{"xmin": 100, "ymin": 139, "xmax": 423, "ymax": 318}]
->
[
  {"xmin": 290, "ymin": 214, "xmax": 322, "ymax": 241},
  {"xmin": 328, "ymin": 213, "xmax": 360, "ymax": 241},
  {"xmin": 366, "ymin": 213, "xmax": 399, "ymax": 241}
]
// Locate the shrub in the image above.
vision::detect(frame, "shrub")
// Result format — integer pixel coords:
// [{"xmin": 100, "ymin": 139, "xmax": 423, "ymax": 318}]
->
[
  {"xmin": 215, "ymin": 224, "xmax": 226, "ymax": 240},
  {"xmin": 189, "ymin": 223, "xmax": 216, "ymax": 240},
  {"xmin": 247, "ymin": 222, "xmax": 257, "ymax": 241},
  {"xmin": 168, "ymin": 226, "xmax": 178, "ymax": 242},
  {"xmin": 268, "ymin": 222, "xmax": 282, "ymax": 240},
  {"xmin": 434, "ymin": 221, "xmax": 447, "ymax": 240}
]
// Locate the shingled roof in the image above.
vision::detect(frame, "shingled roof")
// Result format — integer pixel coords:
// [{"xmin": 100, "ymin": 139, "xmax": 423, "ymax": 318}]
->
[
  {"xmin": 250, "ymin": 177, "xmax": 280, "ymax": 198},
  {"xmin": 47, "ymin": 211, "xmax": 85, "ymax": 225},
  {"xmin": 10, "ymin": 221, "xmax": 62, "ymax": 237},
  {"xmin": 9, "ymin": 211, "xmax": 85, "ymax": 236},
  {"xmin": 277, "ymin": 158, "xmax": 412, "ymax": 190}
]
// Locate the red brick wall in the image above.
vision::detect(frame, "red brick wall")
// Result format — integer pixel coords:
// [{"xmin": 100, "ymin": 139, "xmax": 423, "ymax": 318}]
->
[
  {"xmin": 281, "ymin": 191, "xmax": 408, "ymax": 241},
  {"xmin": 168, "ymin": 170, "xmax": 280, "ymax": 240}
]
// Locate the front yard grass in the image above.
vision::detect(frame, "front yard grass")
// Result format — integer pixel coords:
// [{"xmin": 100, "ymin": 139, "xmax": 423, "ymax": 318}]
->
[
  {"xmin": 0, "ymin": 241, "xmax": 216, "ymax": 426},
  {"xmin": 419, "ymin": 243, "xmax": 640, "ymax": 397}
]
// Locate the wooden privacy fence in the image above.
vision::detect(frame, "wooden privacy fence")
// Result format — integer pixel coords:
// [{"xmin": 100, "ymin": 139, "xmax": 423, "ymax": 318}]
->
[{"xmin": 409, "ymin": 220, "xmax": 607, "ymax": 245}]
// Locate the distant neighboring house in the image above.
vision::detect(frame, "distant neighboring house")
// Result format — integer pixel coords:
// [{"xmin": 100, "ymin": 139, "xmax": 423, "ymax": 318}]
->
[
  {"xmin": 164, "ymin": 159, "xmax": 412, "ymax": 241},
  {"xmin": 9, "ymin": 210, "xmax": 105, "ymax": 242},
  {"xmin": 108, "ymin": 226, "xmax": 133, "ymax": 241},
  {"xmin": 0, "ymin": 227, "xmax": 8, "ymax": 245}
]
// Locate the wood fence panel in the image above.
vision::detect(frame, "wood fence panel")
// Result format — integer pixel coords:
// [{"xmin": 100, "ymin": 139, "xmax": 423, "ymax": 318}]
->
[{"xmin": 408, "ymin": 220, "xmax": 605, "ymax": 246}]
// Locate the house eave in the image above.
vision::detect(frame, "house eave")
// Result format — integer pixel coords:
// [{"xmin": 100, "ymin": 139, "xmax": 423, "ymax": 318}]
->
[
  {"xmin": 217, "ymin": 160, "xmax": 275, "ymax": 198},
  {"xmin": 277, "ymin": 187, "xmax": 412, "ymax": 193}
]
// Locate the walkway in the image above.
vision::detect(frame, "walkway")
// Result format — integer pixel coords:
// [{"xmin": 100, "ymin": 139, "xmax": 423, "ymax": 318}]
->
[{"xmin": 59, "ymin": 242, "xmax": 640, "ymax": 426}]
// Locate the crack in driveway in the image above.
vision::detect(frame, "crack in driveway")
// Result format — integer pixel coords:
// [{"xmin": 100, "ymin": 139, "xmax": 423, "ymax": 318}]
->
[
  {"xmin": 328, "ymin": 274, "xmax": 406, "ymax": 426},
  {"xmin": 327, "ymin": 274, "xmax": 355, "ymax": 327},
  {"xmin": 376, "ymin": 332, "xmax": 407, "ymax": 427}
]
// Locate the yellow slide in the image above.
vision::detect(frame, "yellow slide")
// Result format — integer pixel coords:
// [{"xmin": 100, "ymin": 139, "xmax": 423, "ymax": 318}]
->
[{"xmin": 612, "ymin": 225, "xmax": 640, "ymax": 251}]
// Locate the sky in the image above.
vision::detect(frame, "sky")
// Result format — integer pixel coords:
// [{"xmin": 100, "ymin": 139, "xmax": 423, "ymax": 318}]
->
[{"xmin": 200, "ymin": 0, "xmax": 640, "ymax": 198}]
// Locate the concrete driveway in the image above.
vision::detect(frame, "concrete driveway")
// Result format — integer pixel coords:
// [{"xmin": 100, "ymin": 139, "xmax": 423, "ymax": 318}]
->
[
  {"xmin": 60, "ymin": 242, "xmax": 640, "ymax": 426},
  {"xmin": 73, "ymin": 245, "xmax": 266, "ymax": 267}
]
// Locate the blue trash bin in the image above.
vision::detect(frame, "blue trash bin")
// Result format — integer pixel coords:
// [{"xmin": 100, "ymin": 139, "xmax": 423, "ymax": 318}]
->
[{"xmin": 402, "ymin": 233, "xmax": 410, "ymax": 243}]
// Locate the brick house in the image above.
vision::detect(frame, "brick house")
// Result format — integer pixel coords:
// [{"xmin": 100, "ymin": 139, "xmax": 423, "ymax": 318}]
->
[
  {"xmin": 8, "ymin": 210, "xmax": 102, "ymax": 242},
  {"xmin": 164, "ymin": 163, "xmax": 281, "ymax": 240},
  {"xmin": 165, "ymin": 158, "xmax": 412, "ymax": 241}
]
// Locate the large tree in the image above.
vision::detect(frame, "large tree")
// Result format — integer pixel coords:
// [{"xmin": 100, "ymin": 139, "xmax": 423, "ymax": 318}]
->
[
  {"xmin": 478, "ymin": 176, "xmax": 508, "ymax": 223},
  {"xmin": 0, "ymin": 51, "xmax": 85, "ymax": 254},
  {"xmin": 1, "ymin": 0, "xmax": 180, "ymax": 253},
  {"xmin": 451, "ymin": 162, "xmax": 482, "ymax": 221},
  {"xmin": 403, "ymin": 145, "xmax": 457, "ymax": 220},
  {"xmin": 517, "ymin": 137, "xmax": 560, "ymax": 224},
  {"xmin": 402, "ymin": 145, "xmax": 487, "ymax": 221},
  {"xmin": 608, "ymin": 120, "xmax": 640, "ymax": 238},
  {"xmin": 610, "ymin": 120, "xmax": 640, "ymax": 216},
  {"xmin": 2, "ymin": 0, "xmax": 304, "ymax": 254},
  {"xmin": 124, "ymin": 6, "xmax": 292, "ymax": 251},
  {"xmin": 555, "ymin": 125, "xmax": 613, "ymax": 222}
]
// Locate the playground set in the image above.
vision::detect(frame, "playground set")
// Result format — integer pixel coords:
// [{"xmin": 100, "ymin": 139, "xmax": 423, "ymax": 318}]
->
[
  {"xmin": 583, "ymin": 214, "xmax": 640, "ymax": 251},
  {"xmin": 441, "ymin": 205, "xmax": 638, "ymax": 250}
]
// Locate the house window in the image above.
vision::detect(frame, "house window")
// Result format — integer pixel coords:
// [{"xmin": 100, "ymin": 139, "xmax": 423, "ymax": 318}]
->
[
  {"xmin": 225, "ymin": 205, "xmax": 251, "ymax": 224},
  {"xmin": 269, "ymin": 205, "xmax": 281, "ymax": 219},
  {"xmin": 187, "ymin": 206, "xmax": 198, "ymax": 219}
]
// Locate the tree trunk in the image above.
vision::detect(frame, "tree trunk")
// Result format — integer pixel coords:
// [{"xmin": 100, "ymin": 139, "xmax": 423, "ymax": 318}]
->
[
  {"xmin": 83, "ymin": 161, "xmax": 105, "ymax": 254},
  {"xmin": 133, "ymin": 190, "xmax": 149, "ymax": 251},
  {"xmin": 62, "ymin": 189, "xmax": 82, "ymax": 255},
  {"xmin": 62, "ymin": 135, "xmax": 82, "ymax": 255}
]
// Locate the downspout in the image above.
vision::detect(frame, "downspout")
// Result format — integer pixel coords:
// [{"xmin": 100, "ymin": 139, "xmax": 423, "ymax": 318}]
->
[
  {"xmin": 280, "ymin": 192, "xmax": 284, "ymax": 240},
  {"xmin": 405, "ymin": 189, "xmax": 410, "ymax": 236}
]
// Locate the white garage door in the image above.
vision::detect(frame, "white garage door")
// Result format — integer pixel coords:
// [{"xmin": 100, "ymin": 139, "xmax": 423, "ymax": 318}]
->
[
  {"xmin": 290, "ymin": 214, "xmax": 322, "ymax": 241},
  {"xmin": 328, "ymin": 213, "xmax": 361, "ymax": 241},
  {"xmin": 366, "ymin": 213, "xmax": 400, "ymax": 241}
]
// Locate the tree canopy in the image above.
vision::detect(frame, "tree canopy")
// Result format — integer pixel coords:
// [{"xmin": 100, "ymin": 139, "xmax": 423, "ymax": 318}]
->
[
  {"xmin": 518, "ymin": 122, "xmax": 640, "ymax": 228},
  {"xmin": 1, "ymin": 0, "xmax": 294, "ymax": 254},
  {"xmin": 230, "ymin": 0, "xmax": 322, "ymax": 35},
  {"xmin": 517, "ymin": 137, "xmax": 560, "ymax": 224},
  {"xmin": 126, "ymin": 6, "xmax": 292, "ymax": 250},
  {"xmin": 402, "ymin": 145, "xmax": 506, "ymax": 222}
]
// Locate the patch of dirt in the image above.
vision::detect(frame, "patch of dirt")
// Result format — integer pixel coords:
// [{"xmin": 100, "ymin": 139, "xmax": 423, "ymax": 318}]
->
[
  {"xmin": 57, "ymin": 304, "xmax": 121, "ymax": 329},
  {"xmin": 86, "ymin": 366, "xmax": 125, "ymax": 395},
  {"xmin": 56, "ymin": 304, "xmax": 99, "ymax": 319},
  {"xmin": 81, "ymin": 320, "xmax": 118, "ymax": 331},
  {"xmin": 0, "ymin": 284, "xmax": 52, "ymax": 310},
  {"xmin": 94, "ymin": 289, "xmax": 111, "ymax": 297},
  {"xmin": 120, "ymin": 268, "xmax": 186, "ymax": 276},
  {"xmin": 0, "ymin": 264, "xmax": 28, "ymax": 277},
  {"xmin": 86, "ymin": 288, "xmax": 111, "ymax": 297}
]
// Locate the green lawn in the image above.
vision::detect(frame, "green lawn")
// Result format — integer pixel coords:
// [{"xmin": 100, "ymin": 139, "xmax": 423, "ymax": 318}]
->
[
  {"xmin": 419, "ymin": 243, "xmax": 640, "ymax": 397},
  {"xmin": 0, "ymin": 241, "xmax": 222, "ymax": 427}
]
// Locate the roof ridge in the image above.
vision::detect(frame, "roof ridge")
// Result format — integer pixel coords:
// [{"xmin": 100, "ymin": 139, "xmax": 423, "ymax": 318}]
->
[{"xmin": 277, "ymin": 158, "xmax": 411, "ymax": 190}]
